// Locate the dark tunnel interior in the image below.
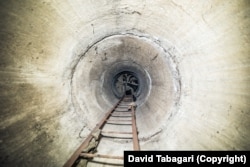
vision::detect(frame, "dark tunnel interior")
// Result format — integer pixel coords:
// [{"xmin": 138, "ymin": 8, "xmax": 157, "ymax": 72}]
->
[{"xmin": 0, "ymin": 1, "xmax": 249, "ymax": 167}]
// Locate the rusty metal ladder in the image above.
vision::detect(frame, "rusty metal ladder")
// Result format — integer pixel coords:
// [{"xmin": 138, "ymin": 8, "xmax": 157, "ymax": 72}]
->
[{"xmin": 63, "ymin": 95, "xmax": 140, "ymax": 167}]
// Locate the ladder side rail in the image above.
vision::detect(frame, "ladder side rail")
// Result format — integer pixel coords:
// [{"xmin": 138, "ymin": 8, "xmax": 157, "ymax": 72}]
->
[{"xmin": 131, "ymin": 105, "xmax": 140, "ymax": 150}]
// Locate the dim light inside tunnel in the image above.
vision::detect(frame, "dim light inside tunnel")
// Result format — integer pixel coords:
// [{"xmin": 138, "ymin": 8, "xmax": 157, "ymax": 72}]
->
[
  {"xmin": 0, "ymin": 0, "xmax": 249, "ymax": 167},
  {"xmin": 71, "ymin": 34, "xmax": 180, "ymax": 143},
  {"xmin": 112, "ymin": 70, "xmax": 140, "ymax": 97}
]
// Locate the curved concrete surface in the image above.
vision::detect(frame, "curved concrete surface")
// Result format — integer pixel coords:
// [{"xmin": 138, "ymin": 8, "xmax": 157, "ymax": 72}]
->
[{"xmin": 0, "ymin": 0, "xmax": 249, "ymax": 166}]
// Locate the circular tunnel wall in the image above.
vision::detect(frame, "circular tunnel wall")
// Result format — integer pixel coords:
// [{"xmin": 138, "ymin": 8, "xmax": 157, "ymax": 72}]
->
[
  {"xmin": 71, "ymin": 34, "xmax": 180, "ymax": 137},
  {"xmin": 0, "ymin": 0, "xmax": 249, "ymax": 167}
]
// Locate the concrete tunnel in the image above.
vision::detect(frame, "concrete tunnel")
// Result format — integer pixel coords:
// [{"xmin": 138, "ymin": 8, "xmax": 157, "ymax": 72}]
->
[{"xmin": 0, "ymin": 0, "xmax": 250, "ymax": 166}]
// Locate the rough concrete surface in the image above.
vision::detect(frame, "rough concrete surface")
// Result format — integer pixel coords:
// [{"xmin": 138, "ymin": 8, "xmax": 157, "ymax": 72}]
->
[{"xmin": 0, "ymin": 0, "xmax": 249, "ymax": 167}]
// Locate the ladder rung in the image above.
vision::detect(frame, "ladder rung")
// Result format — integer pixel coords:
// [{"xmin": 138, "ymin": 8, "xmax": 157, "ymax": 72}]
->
[
  {"xmin": 106, "ymin": 122, "xmax": 132, "ymax": 125},
  {"xmin": 80, "ymin": 153, "xmax": 123, "ymax": 160},
  {"xmin": 113, "ymin": 112, "xmax": 132, "ymax": 114},
  {"xmin": 112, "ymin": 113, "xmax": 131, "ymax": 115},
  {"xmin": 114, "ymin": 110, "xmax": 129, "ymax": 112},
  {"xmin": 111, "ymin": 115, "xmax": 132, "ymax": 117},
  {"xmin": 107, "ymin": 119, "xmax": 132, "ymax": 122},
  {"xmin": 101, "ymin": 131, "xmax": 132, "ymax": 134},
  {"xmin": 101, "ymin": 135, "xmax": 133, "ymax": 139}
]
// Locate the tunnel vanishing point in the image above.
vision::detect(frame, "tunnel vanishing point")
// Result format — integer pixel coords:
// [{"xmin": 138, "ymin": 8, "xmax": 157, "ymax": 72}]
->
[{"xmin": 0, "ymin": 0, "xmax": 250, "ymax": 167}]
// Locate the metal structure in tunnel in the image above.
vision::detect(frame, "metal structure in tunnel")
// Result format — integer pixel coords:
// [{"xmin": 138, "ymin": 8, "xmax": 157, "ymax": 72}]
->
[
  {"xmin": 0, "ymin": 1, "xmax": 249, "ymax": 167},
  {"xmin": 63, "ymin": 95, "xmax": 139, "ymax": 167}
]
